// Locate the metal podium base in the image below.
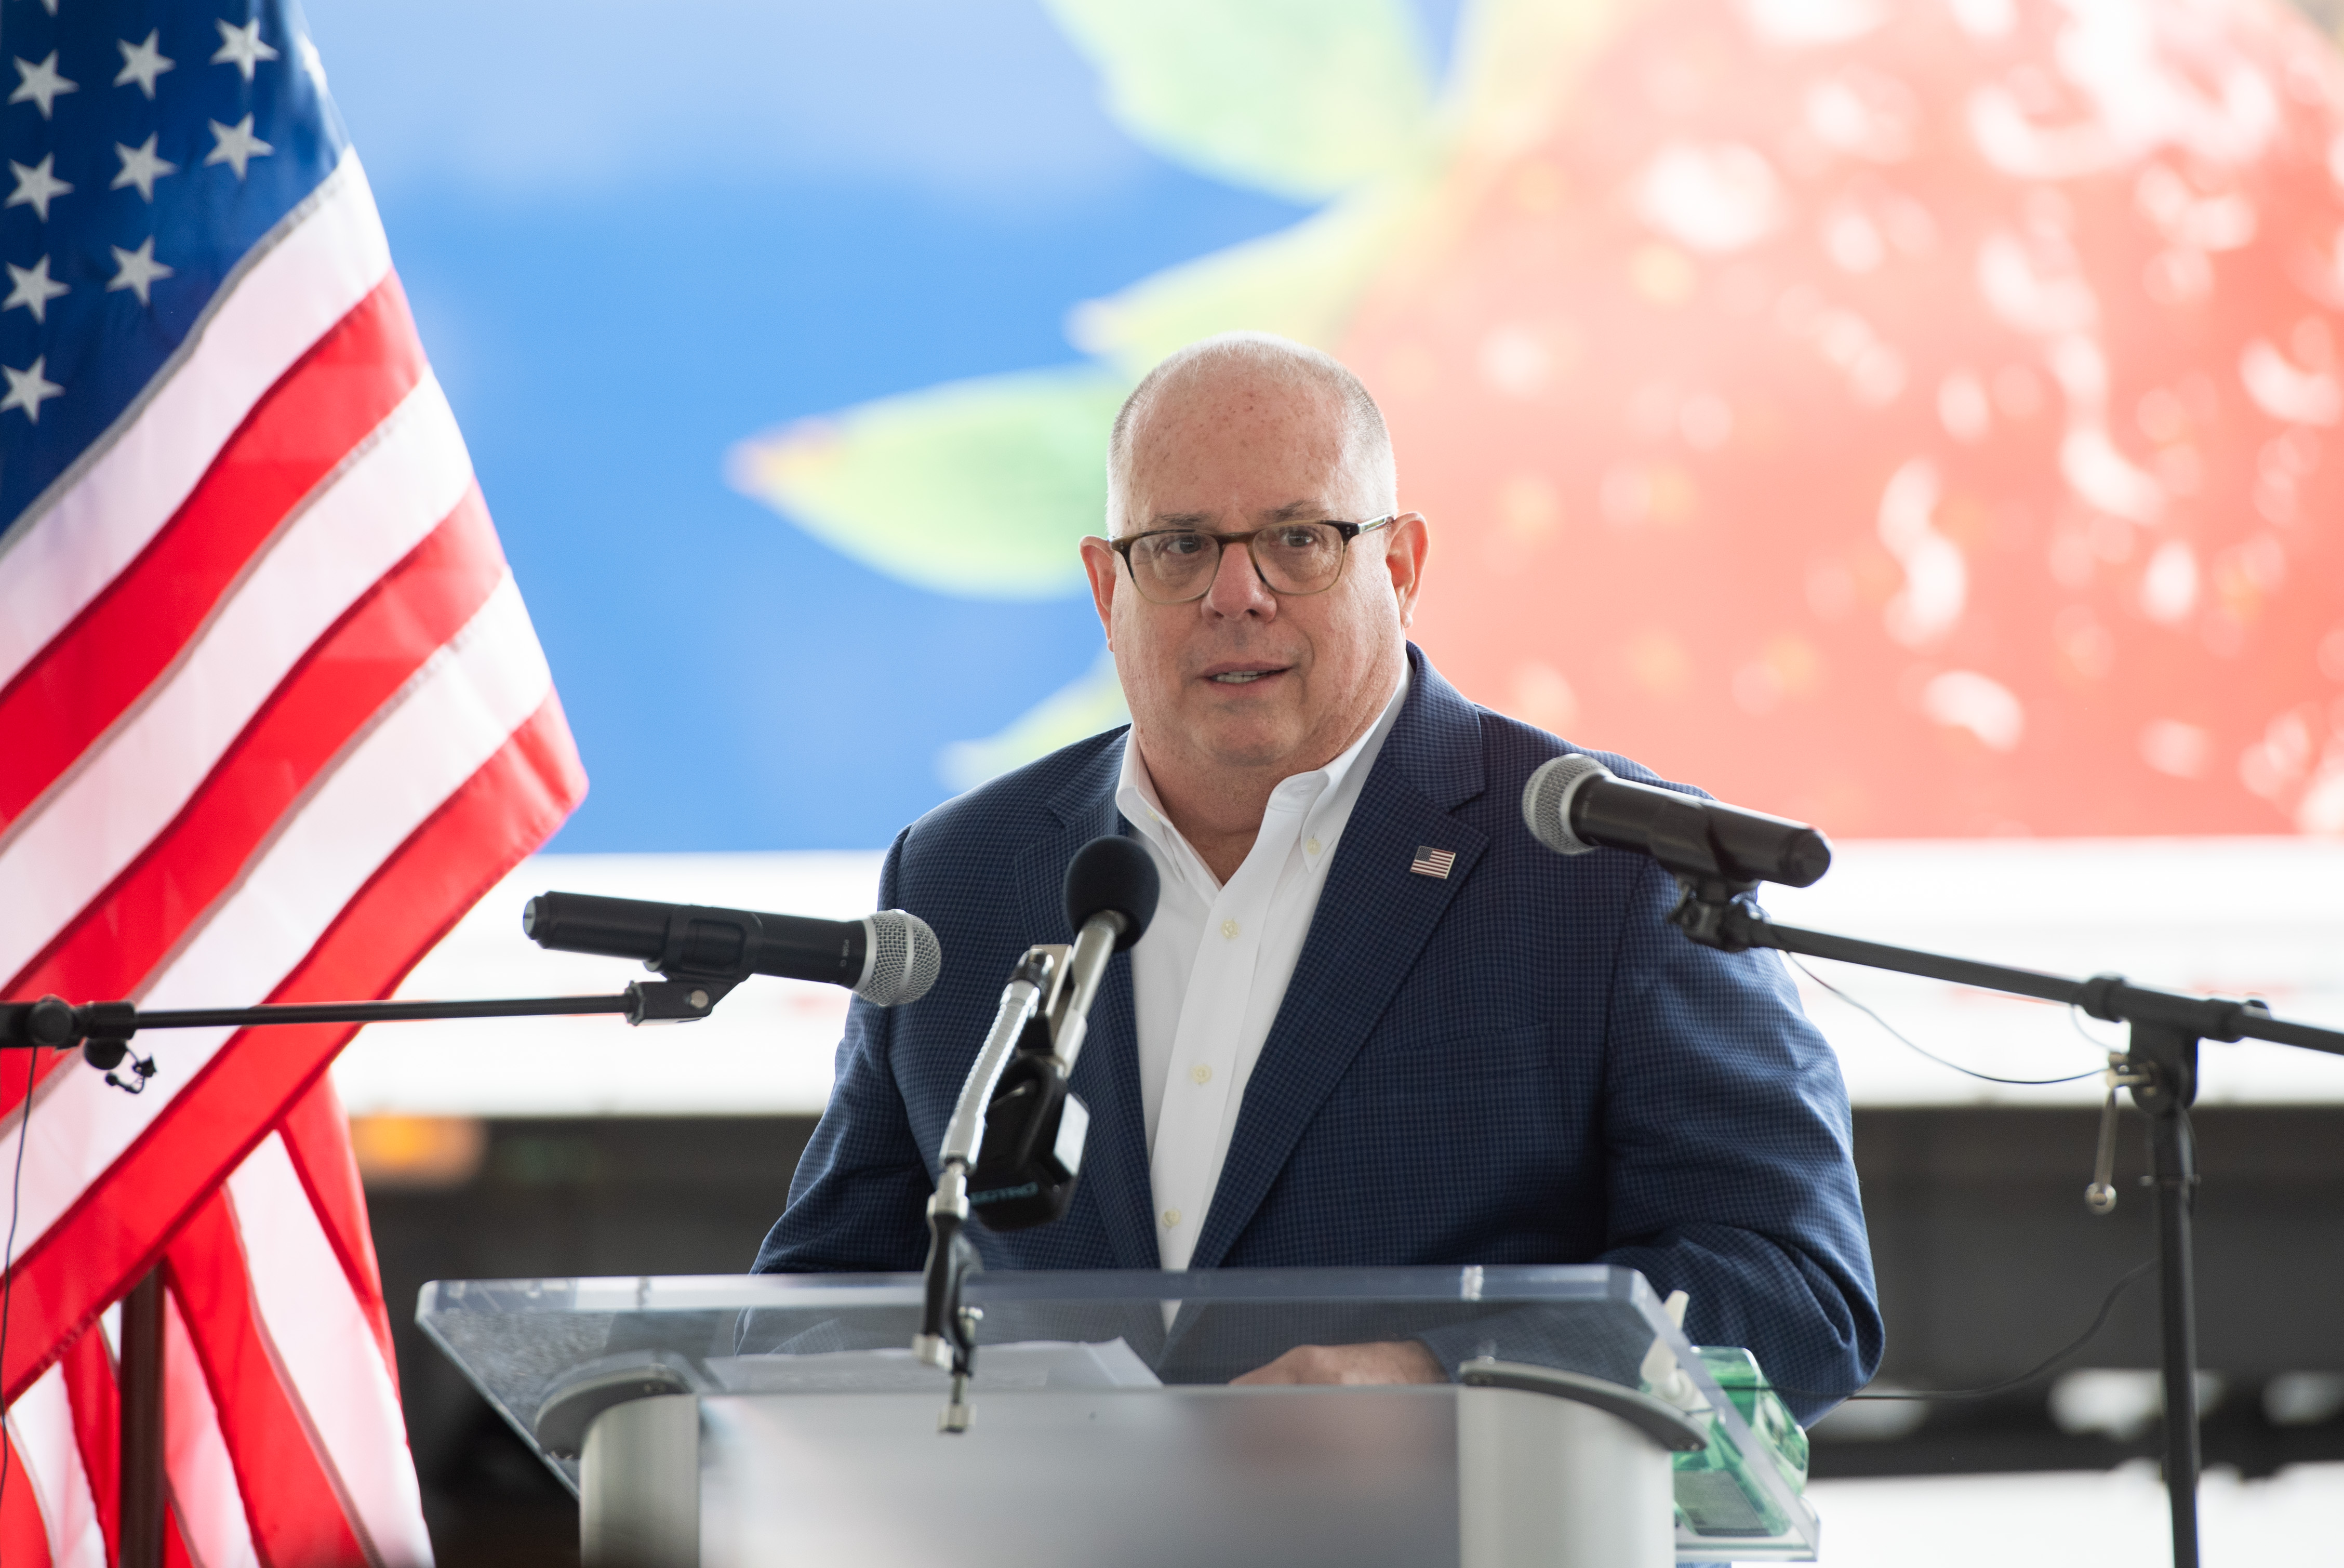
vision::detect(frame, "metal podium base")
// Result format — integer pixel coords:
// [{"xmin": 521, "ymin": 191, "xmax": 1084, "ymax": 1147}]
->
[
  {"xmin": 1461, "ymin": 1384, "xmax": 1675, "ymax": 1568},
  {"xmin": 582, "ymin": 1384, "xmax": 1684, "ymax": 1568},
  {"xmin": 581, "ymin": 1394, "xmax": 700, "ymax": 1568}
]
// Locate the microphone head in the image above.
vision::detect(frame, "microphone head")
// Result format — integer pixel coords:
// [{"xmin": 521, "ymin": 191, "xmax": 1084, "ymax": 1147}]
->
[
  {"xmin": 1063, "ymin": 834, "xmax": 1160, "ymax": 951},
  {"xmin": 857, "ymin": 910, "xmax": 943, "ymax": 1007},
  {"xmin": 1522, "ymin": 754, "xmax": 1612, "ymax": 855}
]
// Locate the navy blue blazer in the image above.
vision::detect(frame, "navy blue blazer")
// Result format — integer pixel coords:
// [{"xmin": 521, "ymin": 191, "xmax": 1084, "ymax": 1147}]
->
[{"xmin": 755, "ymin": 646, "xmax": 1882, "ymax": 1416}]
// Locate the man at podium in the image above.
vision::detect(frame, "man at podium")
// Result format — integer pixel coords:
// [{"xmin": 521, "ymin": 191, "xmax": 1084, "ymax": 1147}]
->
[{"xmin": 755, "ymin": 334, "xmax": 1881, "ymax": 1419}]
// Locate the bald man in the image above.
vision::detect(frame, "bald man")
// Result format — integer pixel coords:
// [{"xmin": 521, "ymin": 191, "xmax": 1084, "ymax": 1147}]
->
[{"xmin": 756, "ymin": 334, "xmax": 1881, "ymax": 1414}]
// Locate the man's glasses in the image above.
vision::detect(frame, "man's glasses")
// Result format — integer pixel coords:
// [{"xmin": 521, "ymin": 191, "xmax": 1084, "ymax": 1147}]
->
[{"xmin": 1107, "ymin": 517, "xmax": 1394, "ymax": 605}]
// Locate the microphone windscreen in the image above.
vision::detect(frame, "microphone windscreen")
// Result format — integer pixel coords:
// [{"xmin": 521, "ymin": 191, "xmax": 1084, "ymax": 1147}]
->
[
  {"xmin": 1522, "ymin": 754, "xmax": 1610, "ymax": 855},
  {"xmin": 858, "ymin": 910, "xmax": 943, "ymax": 1007},
  {"xmin": 1063, "ymin": 834, "xmax": 1160, "ymax": 951}
]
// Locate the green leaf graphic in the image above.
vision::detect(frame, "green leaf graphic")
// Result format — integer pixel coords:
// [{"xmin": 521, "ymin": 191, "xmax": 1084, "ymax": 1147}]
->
[
  {"xmin": 1069, "ymin": 176, "xmax": 1432, "ymax": 376},
  {"xmin": 1044, "ymin": 0, "xmax": 1435, "ymax": 202},
  {"xmin": 727, "ymin": 366, "xmax": 1131, "ymax": 601}
]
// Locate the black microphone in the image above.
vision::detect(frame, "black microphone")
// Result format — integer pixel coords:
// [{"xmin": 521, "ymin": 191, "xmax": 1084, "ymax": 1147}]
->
[
  {"xmin": 916, "ymin": 835, "xmax": 1161, "ymax": 1418},
  {"xmin": 966, "ymin": 835, "xmax": 1160, "ymax": 1230},
  {"xmin": 521, "ymin": 892, "xmax": 942, "ymax": 1006},
  {"xmin": 1062, "ymin": 833, "xmax": 1160, "ymax": 952},
  {"xmin": 1521, "ymin": 754, "xmax": 1832, "ymax": 889}
]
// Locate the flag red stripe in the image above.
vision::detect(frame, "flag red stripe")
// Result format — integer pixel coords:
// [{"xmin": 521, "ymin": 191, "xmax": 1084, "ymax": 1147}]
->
[
  {"xmin": 3, "ymin": 487, "xmax": 507, "ymax": 1012},
  {"xmin": 276, "ymin": 1080, "xmax": 400, "ymax": 1388},
  {"xmin": 56, "ymin": 1331, "xmax": 118, "ymax": 1568},
  {"xmin": 0, "ymin": 1426, "xmax": 57, "ymax": 1568},
  {"xmin": 1, "ymin": 699, "xmax": 585, "ymax": 1400},
  {"xmin": 0, "ymin": 277, "xmax": 425, "ymax": 827},
  {"xmin": 165, "ymin": 1202, "xmax": 368, "ymax": 1568},
  {"xmin": 163, "ymin": 1508, "xmax": 194, "ymax": 1568}
]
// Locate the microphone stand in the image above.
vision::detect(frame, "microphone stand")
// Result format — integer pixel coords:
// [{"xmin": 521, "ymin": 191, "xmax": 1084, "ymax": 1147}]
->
[
  {"xmin": 915, "ymin": 914, "xmax": 1124, "ymax": 1432},
  {"xmin": 914, "ymin": 944, "xmax": 1068, "ymax": 1432},
  {"xmin": 1, "ymin": 978, "xmax": 740, "ymax": 1086},
  {"xmin": 1663, "ymin": 868, "xmax": 2344, "ymax": 1568},
  {"xmin": 1, "ymin": 977, "xmax": 744, "ymax": 1568}
]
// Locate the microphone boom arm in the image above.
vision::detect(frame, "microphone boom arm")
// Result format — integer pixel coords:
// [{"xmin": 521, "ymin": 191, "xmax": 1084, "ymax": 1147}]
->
[
  {"xmin": 1669, "ymin": 884, "xmax": 2344, "ymax": 1568},
  {"xmin": 1, "ymin": 983, "xmax": 728, "ymax": 1087}
]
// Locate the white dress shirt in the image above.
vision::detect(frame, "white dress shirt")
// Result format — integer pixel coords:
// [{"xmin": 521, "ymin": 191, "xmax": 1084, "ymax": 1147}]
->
[{"xmin": 1114, "ymin": 671, "xmax": 1410, "ymax": 1269}]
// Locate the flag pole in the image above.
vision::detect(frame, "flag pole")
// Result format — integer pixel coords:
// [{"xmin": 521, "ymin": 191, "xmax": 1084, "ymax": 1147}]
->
[{"xmin": 119, "ymin": 1268, "xmax": 166, "ymax": 1568}]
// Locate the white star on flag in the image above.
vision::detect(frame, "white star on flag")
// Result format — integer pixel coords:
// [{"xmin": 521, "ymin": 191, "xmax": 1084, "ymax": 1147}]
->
[
  {"xmin": 112, "ymin": 135, "xmax": 178, "ymax": 202},
  {"xmin": 9, "ymin": 51, "xmax": 78, "ymax": 118},
  {"xmin": 205, "ymin": 115, "xmax": 274, "ymax": 180},
  {"xmin": 2, "ymin": 356, "xmax": 64, "ymax": 423},
  {"xmin": 0, "ymin": 0, "xmax": 584, "ymax": 1558},
  {"xmin": 114, "ymin": 30, "xmax": 176, "ymax": 98},
  {"xmin": 107, "ymin": 237, "xmax": 174, "ymax": 306},
  {"xmin": 6, "ymin": 154, "xmax": 72, "ymax": 221},
  {"xmin": 211, "ymin": 18, "xmax": 280, "ymax": 82},
  {"xmin": 4, "ymin": 256, "xmax": 69, "ymax": 323}
]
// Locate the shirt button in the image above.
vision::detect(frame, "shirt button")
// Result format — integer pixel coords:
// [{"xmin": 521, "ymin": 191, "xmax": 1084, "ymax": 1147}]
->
[
  {"xmin": 1221, "ymin": 918, "xmax": 1240, "ymax": 939},
  {"xmin": 1162, "ymin": 1208, "xmax": 1182, "ymax": 1228},
  {"xmin": 1191, "ymin": 1064, "xmax": 1212, "ymax": 1085},
  {"xmin": 1305, "ymin": 837, "xmax": 1322, "ymax": 856}
]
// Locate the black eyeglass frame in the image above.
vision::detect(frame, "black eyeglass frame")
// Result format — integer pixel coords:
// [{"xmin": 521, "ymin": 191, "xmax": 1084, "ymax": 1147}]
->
[{"xmin": 1105, "ymin": 515, "xmax": 1396, "ymax": 605}]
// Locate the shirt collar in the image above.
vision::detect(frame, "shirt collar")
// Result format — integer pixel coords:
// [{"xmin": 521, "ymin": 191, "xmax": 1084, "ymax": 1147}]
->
[{"xmin": 1115, "ymin": 668, "xmax": 1410, "ymax": 882}]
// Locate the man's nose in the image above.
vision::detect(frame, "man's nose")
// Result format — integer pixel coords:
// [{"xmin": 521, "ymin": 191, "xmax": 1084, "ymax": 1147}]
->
[{"xmin": 1202, "ymin": 537, "xmax": 1277, "ymax": 618}]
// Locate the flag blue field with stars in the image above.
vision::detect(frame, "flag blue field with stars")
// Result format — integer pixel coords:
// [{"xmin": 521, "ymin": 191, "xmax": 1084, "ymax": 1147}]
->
[
  {"xmin": 3, "ymin": 0, "xmax": 343, "ymax": 524},
  {"xmin": 3, "ymin": 0, "xmax": 1387, "ymax": 854}
]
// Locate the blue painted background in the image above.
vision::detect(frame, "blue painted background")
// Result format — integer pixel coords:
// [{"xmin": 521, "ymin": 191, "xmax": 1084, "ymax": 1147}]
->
[{"xmin": 303, "ymin": 1, "xmax": 1456, "ymax": 850}]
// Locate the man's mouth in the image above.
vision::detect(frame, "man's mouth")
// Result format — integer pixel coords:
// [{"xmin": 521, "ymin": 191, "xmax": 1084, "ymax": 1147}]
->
[{"xmin": 1205, "ymin": 665, "xmax": 1288, "ymax": 685}]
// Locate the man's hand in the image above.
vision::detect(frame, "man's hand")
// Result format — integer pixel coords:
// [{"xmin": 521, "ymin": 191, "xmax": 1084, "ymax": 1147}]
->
[{"xmin": 1230, "ymin": 1339, "xmax": 1444, "ymax": 1386}]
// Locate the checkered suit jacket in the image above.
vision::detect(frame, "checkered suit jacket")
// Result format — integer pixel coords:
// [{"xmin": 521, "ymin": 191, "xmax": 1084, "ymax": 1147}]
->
[{"xmin": 754, "ymin": 645, "xmax": 1882, "ymax": 1415}]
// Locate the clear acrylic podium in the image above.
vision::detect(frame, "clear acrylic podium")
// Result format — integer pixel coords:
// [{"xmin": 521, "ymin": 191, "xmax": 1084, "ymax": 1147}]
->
[{"xmin": 419, "ymin": 1265, "xmax": 1820, "ymax": 1565}]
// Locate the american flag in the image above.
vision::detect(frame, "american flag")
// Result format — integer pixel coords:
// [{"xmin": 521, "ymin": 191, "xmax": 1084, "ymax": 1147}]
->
[
  {"xmin": 1408, "ymin": 845, "xmax": 1456, "ymax": 880},
  {"xmin": 0, "ymin": 2, "xmax": 585, "ymax": 1563}
]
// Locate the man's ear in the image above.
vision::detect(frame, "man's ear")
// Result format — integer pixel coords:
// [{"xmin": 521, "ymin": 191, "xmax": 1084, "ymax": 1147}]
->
[
  {"xmin": 1080, "ymin": 535, "xmax": 1121, "ymax": 647},
  {"xmin": 1384, "ymin": 513, "xmax": 1430, "ymax": 628}
]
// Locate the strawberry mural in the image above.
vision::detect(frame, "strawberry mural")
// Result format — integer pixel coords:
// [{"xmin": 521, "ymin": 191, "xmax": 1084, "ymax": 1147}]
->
[{"xmin": 730, "ymin": 0, "xmax": 2344, "ymax": 838}]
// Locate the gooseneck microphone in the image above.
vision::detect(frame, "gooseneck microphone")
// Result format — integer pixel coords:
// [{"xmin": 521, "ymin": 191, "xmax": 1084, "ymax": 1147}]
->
[
  {"xmin": 1521, "ymin": 754, "xmax": 1832, "ymax": 889},
  {"xmin": 964, "ymin": 834, "xmax": 1161, "ymax": 1229},
  {"xmin": 1049, "ymin": 833, "xmax": 1161, "ymax": 1065},
  {"xmin": 522, "ymin": 892, "xmax": 943, "ymax": 1007},
  {"xmin": 917, "ymin": 835, "xmax": 1160, "ymax": 1427}
]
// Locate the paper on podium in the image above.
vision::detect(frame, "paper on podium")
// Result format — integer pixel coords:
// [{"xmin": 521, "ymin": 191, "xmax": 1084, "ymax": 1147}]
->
[{"xmin": 703, "ymin": 1338, "xmax": 1161, "ymax": 1395}]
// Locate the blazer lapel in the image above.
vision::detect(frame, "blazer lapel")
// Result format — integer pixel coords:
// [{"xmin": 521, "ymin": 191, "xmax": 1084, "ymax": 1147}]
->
[
  {"xmin": 1189, "ymin": 649, "xmax": 1489, "ymax": 1269},
  {"xmin": 1023, "ymin": 756, "xmax": 1162, "ymax": 1271}
]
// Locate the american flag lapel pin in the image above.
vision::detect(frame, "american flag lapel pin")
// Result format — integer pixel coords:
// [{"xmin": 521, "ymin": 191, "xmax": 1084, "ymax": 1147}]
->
[{"xmin": 1409, "ymin": 845, "xmax": 1457, "ymax": 879}]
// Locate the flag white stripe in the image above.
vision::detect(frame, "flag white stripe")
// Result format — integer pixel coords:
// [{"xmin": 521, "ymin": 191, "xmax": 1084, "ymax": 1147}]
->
[
  {"xmin": 0, "ymin": 151, "xmax": 393, "ymax": 690},
  {"xmin": 161, "ymin": 1290, "xmax": 264, "ymax": 1568},
  {"xmin": 0, "ymin": 372, "xmax": 474, "ymax": 983},
  {"xmin": 0, "ymin": 576, "xmax": 553, "ymax": 1265},
  {"xmin": 6, "ymin": 1363, "xmax": 105, "ymax": 1568},
  {"xmin": 227, "ymin": 1135, "xmax": 431, "ymax": 1567}
]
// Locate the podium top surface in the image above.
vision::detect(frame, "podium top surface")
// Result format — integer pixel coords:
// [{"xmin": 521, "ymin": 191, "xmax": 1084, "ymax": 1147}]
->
[
  {"xmin": 418, "ymin": 1265, "xmax": 1819, "ymax": 1559},
  {"xmin": 422, "ymin": 1259, "xmax": 1673, "ymax": 1316},
  {"xmin": 419, "ymin": 1265, "xmax": 1693, "ymax": 1437}
]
